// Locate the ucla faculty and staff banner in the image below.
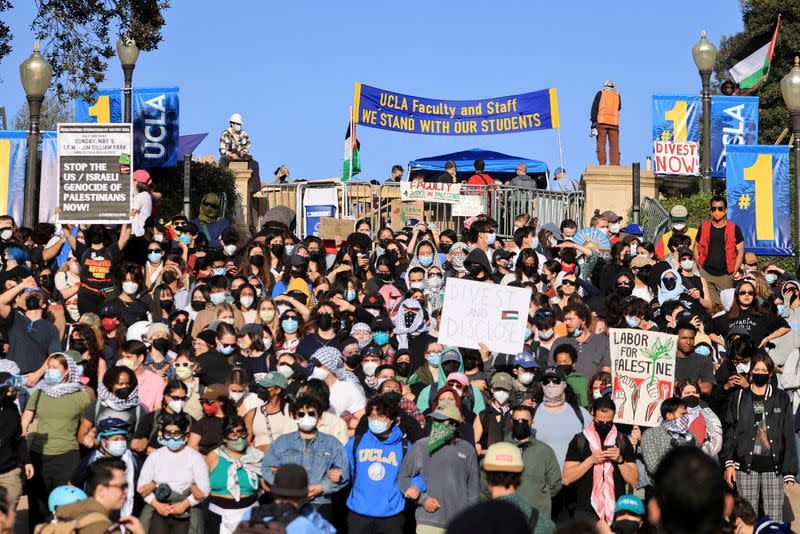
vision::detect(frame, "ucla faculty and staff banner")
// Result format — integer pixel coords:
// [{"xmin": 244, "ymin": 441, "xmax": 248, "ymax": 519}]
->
[
  {"xmin": 711, "ymin": 96, "xmax": 759, "ymax": 178},
  {"xmin": 354, "ymin": 83, "xmax": 560, "ymax": 135},
  {"xmin": 75, "ymin": 87, "xmax": 180, "ymax": 168},
  {"xmin": 652, "ymin": 95, "xmax": 700, "ymax": 175},
  {"xmin": 726, "ymin": 145, "xmax": 791, "ymax": 256}
]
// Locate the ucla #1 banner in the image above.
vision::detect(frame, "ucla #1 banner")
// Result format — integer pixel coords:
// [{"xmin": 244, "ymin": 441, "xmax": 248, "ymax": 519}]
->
[
  {"xmin": 74, "ymin": 86, "xmax": 180, "ymax": 168},
  {"xmin": 354, "ymin": 83, "xmax": 560, "ymax": 135},
  {"xmin": 711, "ymin": 95, "xmax": 758, "ymax": 179},
  {"xmin": 726, "ymin": 145, "xmax": 791, "ymax": 256},
  {"xmin": 652, "ymin": 94, "xmax": 700, "ymax": 175}
]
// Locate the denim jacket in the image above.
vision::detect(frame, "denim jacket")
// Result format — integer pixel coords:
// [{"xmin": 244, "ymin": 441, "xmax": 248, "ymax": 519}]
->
[{"xmin": 262, "ymin": 430, "xmax": 349, "ymax": 504}]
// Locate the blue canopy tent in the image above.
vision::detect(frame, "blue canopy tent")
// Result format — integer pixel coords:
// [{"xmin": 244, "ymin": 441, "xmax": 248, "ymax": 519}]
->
[{"xmin": 407, "ymin": 148, "xmax": 549, "ymax": 185}]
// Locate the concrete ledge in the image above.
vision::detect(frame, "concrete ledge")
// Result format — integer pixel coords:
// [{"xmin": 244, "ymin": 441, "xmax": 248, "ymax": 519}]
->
[{"xmin": 581, "ymin": 165, "xmax": 662, "ymax": 224}]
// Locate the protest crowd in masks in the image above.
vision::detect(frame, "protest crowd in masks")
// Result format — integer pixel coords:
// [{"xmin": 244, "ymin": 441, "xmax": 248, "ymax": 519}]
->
[{"xmin": 0, "ymin": 165, "xmax": 795, "ymax": 534}]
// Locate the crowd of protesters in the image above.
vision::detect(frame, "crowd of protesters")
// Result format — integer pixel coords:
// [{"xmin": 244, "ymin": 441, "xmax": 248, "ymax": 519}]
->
[{"xmin": 0, "ymin": 165, "xmax": 794, "ymax": 534}]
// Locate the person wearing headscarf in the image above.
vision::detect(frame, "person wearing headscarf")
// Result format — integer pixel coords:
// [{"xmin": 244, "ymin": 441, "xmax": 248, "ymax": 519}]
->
[
  {"xmin": 349, "ymin": 323, "xmax": 373, "ymax": 349},
  {"xmin": 424, "ymin": 266, "xmax": 445, "ymax": 315},
  {"xmin": 408, "ymin": 240, "xmax": 443, "ymax": 274},
  {"xmin": 444, "ymin": 242, "xmax": 469, "ymax": 279},
  {"xmin": 309, "ymin": 346, "xmax": 366, "ymax": 420},
  {"xmin": 393, "ymin": 298, "xmax": 434, "ymax": 371},
  {"xmin": 658, "ymin": 269, "xmax": 687, "ymax": 305}
]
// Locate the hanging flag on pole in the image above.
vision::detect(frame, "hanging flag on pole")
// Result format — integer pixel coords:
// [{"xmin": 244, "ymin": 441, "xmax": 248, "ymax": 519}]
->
[
  {"xmin": 725, "ymin": 16, "xmax": 780, "ymax": 89},
  {"xmin": 342, "ymin": 108, "xmax": 361, "ymax": 182}
]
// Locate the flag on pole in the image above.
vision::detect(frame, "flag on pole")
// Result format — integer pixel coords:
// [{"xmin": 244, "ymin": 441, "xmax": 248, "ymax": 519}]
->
[
  {"xmin": 342, "ymin": 110, "xmax": 361, "ymax": 182},
  {"xmin": 726, "ymin": 17, "xmax": 780, "ymax": 89}
]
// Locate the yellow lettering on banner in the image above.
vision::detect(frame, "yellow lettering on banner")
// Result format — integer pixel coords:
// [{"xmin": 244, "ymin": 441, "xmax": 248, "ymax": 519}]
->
[
  {"xmin": 88, "ymin": 95, "xmax": 111, "ymax": 123},
  {"xmin": 361, "ymin": 109, "xmax": 377, "ymax": 125},
  {"xmin": 460, "ymin": 103, "xmax": 483, "ymax": 116},
  {"xmin": 486, "ymin": 99, "xmax": 518, "ymax": 115},
  {"xmin": 380, "ymin": 113, "xmax": 414, "ymax": 131},
  {"xmin": 743, "ymin": 153, "xmax": 775, "ymax": 241},
  {"xmin": 664, "ymin": 101, "xmax": 688, "ymax": 143}
]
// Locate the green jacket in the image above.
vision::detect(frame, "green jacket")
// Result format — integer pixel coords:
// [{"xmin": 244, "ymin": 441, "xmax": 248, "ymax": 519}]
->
[
  {"xmin": 480, "ymin": 435, "xmax": 562, "ymax": 517},
  {"xmin": 566, "ymin": 371, "xmax": 590, "ymax": 407},
  {"xmin": 498, "ymin": 493, "xmax": 556, "ymax": 534}
]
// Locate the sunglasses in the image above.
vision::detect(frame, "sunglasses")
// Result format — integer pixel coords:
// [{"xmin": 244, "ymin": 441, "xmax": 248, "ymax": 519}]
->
[
  {"xmin": 227, "ymin": 430, "xmax": 247, "ymax": 439},
  {"xmin": 168, "ymin": 395, "xmax": 189, "ymax": 402},
  {"xmin": 562, "ymin": 280, "xmax": 576, "ymax": 287},
  {"xmin": 542, "ymin": 377, "xmax": 562, "ymax": 386},
  {"xmin": 162, "ymin": 431, "xmax": 184, "ymax": 439},
  {"xmin": 295, "ymin": 410, "xmax": 317, "ymax": 418},
  {"xmin": 201, "ymin": 399, "xmax": 219, "ymax": 405},
  {"xmin": 616, "ymin": 281, "xmax": 632, "ymax": 287},
  {"xmin": 148, "ymin": 249, "xmax": 162, "ymax": 253},
  {"xmin": 710, "ymin": 206, "xmax": 726, "ymax": 212},
  {"xmin": 220, "ymin": 343, "xmax": 236, "ymax": 349},
  {"xmin": 202, "ymin": 201, "xmax": 220, "ymax": 209},
  {"xmin": 104, "ymin": 482, "xmax": 129, "ymax": 491},
  {"xmin": 534, "ymin": 311, "xmax": 554, "ymax": 319},
  {"xmin": 738, "ymin": 290, "xmax": 754, "ymax": 296}
]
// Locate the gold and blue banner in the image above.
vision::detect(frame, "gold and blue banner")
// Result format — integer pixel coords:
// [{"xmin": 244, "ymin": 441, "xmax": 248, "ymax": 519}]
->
[
  {"xmin": 0, "ymin": 131, "xmax": 57, "ymax": 225},
  {"xmin": 710, "ymin": 96, "xmax": 758, "ymax": 178},
  {"xmin": 726, "ymin": 144, "xmax": 791, "ymax": 256},
  {"xmin": 353, "ymin": 83, "xmax": 560, "ymax": 135},
  {"xmin": 651, "ymin": 95, "xmax": 700, "ymax": 143},
  {"xmin": 74, "ymin": 86, "xmax": 180, "ymax": 168}
]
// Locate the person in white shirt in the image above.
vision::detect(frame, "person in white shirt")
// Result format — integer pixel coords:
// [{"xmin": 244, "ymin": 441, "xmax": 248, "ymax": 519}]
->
[
  {"xmin": 308, "ymin": 346, "xmax": 366, "ymax": 421},
  {"xmin": 130, "ymin": 170, "xmax": 153, "ymax": 238}
]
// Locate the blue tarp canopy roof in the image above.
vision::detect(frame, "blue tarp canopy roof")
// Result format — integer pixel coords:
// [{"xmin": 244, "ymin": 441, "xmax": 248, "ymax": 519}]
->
[{"xmin": 408, "ymin": 148, "xmax": 548, "ymax": 175}]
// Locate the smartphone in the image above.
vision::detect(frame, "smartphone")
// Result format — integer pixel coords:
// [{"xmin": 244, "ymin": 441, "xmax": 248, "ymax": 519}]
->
[{"xmin": 602, "ymin": 444, "xmax": 612, "ymax": 451}]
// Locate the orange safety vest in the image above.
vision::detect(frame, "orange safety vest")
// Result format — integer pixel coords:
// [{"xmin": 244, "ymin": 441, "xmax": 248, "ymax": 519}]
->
[{"xmin": 597, "ymin": 90, "xmax": 620, "ymax": 126}]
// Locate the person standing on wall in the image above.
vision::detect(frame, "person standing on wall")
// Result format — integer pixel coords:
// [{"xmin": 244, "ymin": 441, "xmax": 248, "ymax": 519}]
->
[{"xmin": 590, "ymin": 80, "xmax": 621, "ymax": 166}]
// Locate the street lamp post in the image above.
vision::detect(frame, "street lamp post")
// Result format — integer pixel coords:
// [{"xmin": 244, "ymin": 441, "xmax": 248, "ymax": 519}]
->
[
  {"xmin": 116, "ymin": 36, "xmax": 139, "ymax": 123},
  {"xmin": 781, "ymin": 57, "xmax": 800, "ymax": 272},
  {"xmin": 19, "ymin": 42, "xmax": 52, "ymax": 227},
  {"xmin": 692, "ymin": 31, "xmax": 717, "ymax": 194}
]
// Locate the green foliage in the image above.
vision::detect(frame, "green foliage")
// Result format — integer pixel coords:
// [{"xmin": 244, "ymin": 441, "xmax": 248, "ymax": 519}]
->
[
  {"xmin": 714, "ymin": 1, "xmax": 800, "ymax": 145},
  {"xmin": 149, "ymin": 161, "xmax": 239, "ymax": 223},
  {"xmin": 658, "ymin": 192, "xmax": 715, "ymax": 231},
  {"xmin": 0, "ymin": 1, "xmax": 11, "ymax": 65}
]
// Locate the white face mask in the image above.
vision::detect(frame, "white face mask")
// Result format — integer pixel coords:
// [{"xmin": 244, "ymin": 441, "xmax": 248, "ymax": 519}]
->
[
  {"xmin": 609, "ymin": 223, "xmax": 621, "ymax": 234},
  {"xmin": 297, "ymin": 415, "xmax": 318, "ymax": 432},
  {"xmin": 680, "ymin": 259, "xmax": 695, "ymax": 271},
  {"xmin": 493, "ymin": 390, "xmax": 510, "ymax": 404},
  {"xmin": 223, "ymin": 244, "xmax": 237, "ymax": 256},
  {"xmin": 409, "ymin": 282, "xmax": 424, "ymax": 290},
  {"xmin": 263, "ymin": 338, "xmax": 273, "ymax": 350},
  {"xmin": 153, "ymin": 234, "xmax": 164, "ymax": 243},
  {"xmin": 277, "ymin": 364, "xmax": 294, "ymax": 378},
  {"xmin": 362, "ymin": 361, "xmax": 379, "ymax": 377},
  {"xmin": 240, "ymin": 296, "xmax": 254, "ymax": 309},
  {"xmin": 598, "ymin": 227, "xmax": 609, "ymax": 235},
  {"xmin": 0, "ymin": 230, "xmax": 12, "ymax": 241},
  {"xmin": 428, "ymin": 276, "xmax": 443, "ymax": 290},
  {"xmin": 519, "ymin": 372, "xmax": 534, "ymax": 385},
  {"xmin": 122, "ymin": 282, "xmax": 139, "ymax": 296},
  {"xmin": 229, "ymin": 391, "xmax": 245, "ymax": 403},
  {"xmin": 167, "ymin": 399, "xmax": 185, "ymax": 413},
  {"xmin": 673, "ymin": 222, "xmax": 687, "ymax": 231},
  {"xmin": 735, "ymin": 362, "xmax": 751, "ymax": 374},
  {"xmin": 311, "ymin": 366, "xmax": 329, "ymax": 381}
]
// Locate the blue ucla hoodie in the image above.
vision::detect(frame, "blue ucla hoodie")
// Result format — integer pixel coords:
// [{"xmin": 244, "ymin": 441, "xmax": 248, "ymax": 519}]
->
[{"xmin": 345, "ymin": 425, "xmax": 407, "ymax": 517}]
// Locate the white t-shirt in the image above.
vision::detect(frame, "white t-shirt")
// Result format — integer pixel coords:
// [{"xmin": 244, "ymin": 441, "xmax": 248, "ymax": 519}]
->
[
  {"xmin": 131, "ymin": 191, "xmax": 152, "ymax": 237},
  {"xmin": 328, "ymin": 379, "xmax": 366, "ymax": 417}
]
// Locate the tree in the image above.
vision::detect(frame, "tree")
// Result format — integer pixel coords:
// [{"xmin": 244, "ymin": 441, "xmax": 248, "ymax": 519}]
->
[
  {"xmin": 714, "ymin": 1, "xmax": 800, "ymax": 145},
  {"xmin": 0, "ymin": 0, "xmax": 11, "ymax": 65},
  {"xmin": 11, "ymin": 93, "xmax": 73, "ymax": 131}
]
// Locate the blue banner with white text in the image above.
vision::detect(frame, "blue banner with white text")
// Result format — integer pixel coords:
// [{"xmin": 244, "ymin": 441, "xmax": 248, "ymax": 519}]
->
[
  {"xmin": 651, "ymin": 94, "xmax": 700, "ymax": 143},
  {"xmin": 726, "ymin": 145, "xmax": 791, "ymax": 256},
  {"xmin": 710, "ymin": 95, "xmax": 758, "ymax": 178},
  {"xmin": 354, "ymin": 83, "xmax": 560, "ymax": 135},
  {"xmin": 75, "ymin": 86, "xmax": 179, "ymax": 168}
]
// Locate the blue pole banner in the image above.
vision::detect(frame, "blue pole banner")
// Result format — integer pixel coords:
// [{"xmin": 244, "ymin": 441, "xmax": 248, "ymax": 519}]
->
[
  {"xmin": 353, "ymin": 83, "xmax": 560, "ymax": 135},
  {"xmin": 74, "ymin": 86, "xmax": 179, "ymax": 168},
  {"xmin": 0, "ymin": 131, "xmax": 28, "ymax": 222},
  {"xmin": 726, "ymin": 144, "xmax": 791, "ymax": 256},
  {"xmin": 651, "ymin": 95, "xmax": 701, "ymax": 175},
  {"xmin": 710, "ymin": 95, "xmax": 758, "ymax": 178}
]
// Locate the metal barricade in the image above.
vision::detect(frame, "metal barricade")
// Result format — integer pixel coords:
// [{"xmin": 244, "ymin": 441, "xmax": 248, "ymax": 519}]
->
[{"xmin": 641, "ymin": 196, "xmax": 670, "ymax": 244}]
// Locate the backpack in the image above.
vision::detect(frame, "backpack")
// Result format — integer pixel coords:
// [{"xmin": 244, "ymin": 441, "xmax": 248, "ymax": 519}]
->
[{"xmin": 34, "ymin": 512, "xmax": 110, "ymax": 534}]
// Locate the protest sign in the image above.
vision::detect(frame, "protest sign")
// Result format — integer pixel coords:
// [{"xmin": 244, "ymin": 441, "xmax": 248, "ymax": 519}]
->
[
  {"xmin": 726, "ymin": 144, "xmax": 791, "ymax": 256},
  {"xmin": 57, "ymin": 123, "xmax": 133, "ymax": 224},
  {"xmin": 389, "ymin": 200, "xmax": 424, "ymax": 229},
  {"xmin": 318, "ymin": 217, "xmax": 355, "ymax": 240},
  {"xmin": 653, "ymin": 140, "xmax": 699, "ymax": 175},
  {"xmin": 652, "ymin": 95, "xmax": 700, "ymax": 176},
  {"xmin": 711, "ymin": 95, "xmax": 758, "ymax": 178},
  {"xmin": 452, "ymin": 194, "xmax": 485, "ymax": 217},
  {"xmin": 355, "ymin": 83, "xmax": 560, "ymax": 135},
  {"xmin": 438, "ymin": 277, "xmax": 531, "ymax": 355},
  {"xmin": 400, "ymin": 181, "xmax": 461, "ymax": 203},
  {"xmin": 610, "ymin": 328, "xmax": 677, "ymax": 427}
]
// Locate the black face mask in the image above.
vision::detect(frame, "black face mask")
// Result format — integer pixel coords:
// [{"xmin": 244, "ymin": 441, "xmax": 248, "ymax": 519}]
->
[
  {"xmin": 159, "ymin": 299, "xmax": 173, "ymax": 311},
  {"xmin": 522, "ymin": 265, "xmax": 536, "ymax": 277},
  {"xmin": 556, "ymin": 364, "xmax": 573, "ymax": 377},
  {"xmin": 682, "ymin": 395, "xmax": 700, "ymax": 408},
  {"xmin": 751, "ymin": 373, "xmax": 770, "ymax": 387},
  {"xmin": 382, "ymin": 391, "xmax": 402, "ymax": 406},
  {"xmin": 291, "ymin": 268, "xmax": 306, "ymax": 279},
  {"xmin": 71, "ymin": 339, "xmax": 88, "ymax": 354},
  {"xmin": 114, "ymin": 387, "xmax": 133, "ymax": 399},
  {"xmin": 250, "ymin": 254, "xmax": 265, "ymax": 267},
  {"xmin": 663, "ymin": 277, "xmax": 677, "ymax": 291},
  {"xmin": 441, "ymin": 362, "xmax": 459, "ymax": 377},
  {"xmin": 271, "ymin": 244, "xmax": 285, "ymax": 258},
  {"xmin": 191, "ymin": 300, "xmax": 206, "ymax": 312},
  {"xmin": 439, "ymin": 243, "xmax": 452, "ymax": 253},
  {"xmin": 317, "ymin": 313, "xmax": 333, "ymax": 331},
  {"xmin": 594, "ymin": 420, "xmax": 613, "ymax": 437},
  {"xmin": 26, "ymin": 295, "xmax": 41, "ymax": 310},
  {"xmin": 403, "ymin": 312, "xmax": 416, "ymax": 328},
  {"xmin": 512, "ymin": 420, "xmax": 531, "ymax": 440},
  {"xmin": 152, "ymin": 338, "xmax": 172, "ymax": 354},
  {"xmin": 256, "ymin": 386, "xmax": 270, "ymax": 402},
  {"xmin": 395, "ymin": 362, "xmax": 411, "ymax": 377},
  {"xmin": 39, "ymin": 276, "xmax": 55, "ymax": 292},
  {"xmin": 378, "ymin": 239, "xmax": 390, "ymax": 249},
  {"xmin": 615, "ymin": 285, "xmax": 633, "ymax": 297},
  {"xmin": 610, "ymin": 519, "xmax": 641, "ymax": 534},
  {"xmin": 378, "ymin": 272, "xmax": 393, "ymax": 282},
  {"xmin": 162, "ymin": 271, "xmax": 177, "ymax": 285},
  {"xmin": 462, "ymin": 355, "xmax": 479, "ymax": 371}
]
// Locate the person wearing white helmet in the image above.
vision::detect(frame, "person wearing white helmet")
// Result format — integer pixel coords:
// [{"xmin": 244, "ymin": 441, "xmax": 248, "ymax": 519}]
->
[{"xmin": 219, "ymin": 112, "xmax": 261, "ymax": 184}]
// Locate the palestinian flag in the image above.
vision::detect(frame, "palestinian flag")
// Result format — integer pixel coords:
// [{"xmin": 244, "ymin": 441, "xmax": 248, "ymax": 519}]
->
[
  {"xmin": 501, "ymin": 310, "xmax": 519, "ymax": 321},
  {"xmin": 342, "ymin": 116, "xmax": 361, "ymax": 182},
  {"xmin": 726, "ymin": 17, "xmax": 780, "ymax": 89}
]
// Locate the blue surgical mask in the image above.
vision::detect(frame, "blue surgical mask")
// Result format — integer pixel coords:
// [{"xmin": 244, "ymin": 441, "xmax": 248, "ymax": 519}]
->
[
  {"xmin": 571, "ymin": 327, "xmax": 583, "ymax": 338},
  {"xmin": 778, "ymin": 304, "xmax": 786, "ymax": 315},
  {"xmin": 538, "ymin": 328, "xmax": 554, "ymax": 340},
  {"xmin": 630, "ymin": 244, "xmax": 638, "ymax": 256},
  {"xmin": 147, "ymin": 251, "xmax": 162, "ymax": 263},
  {"xmin": 485, "ymin": 232, "xmax": 497, "ymax": 245},
  {"xmin": 373, "ymin": 331, "xmax": 390, "ymax": 346},
  {"xmin": 525, "ymin": 328, "xmax": 532, "ymax": 340},
  {"xmin": 368, "ymin": 419, "xmax": 390, "ymax": 435},
  {"xmin": 44, "ymin": 369, "xmax": 63, "ymax": 384},
  {"xmin": 163, "ymin": 437, "xmax": 185, "ymax": 451},
  {"xmin": 210, "ymin": 292, "xmax": 226, "ymax": 305},
  {"xmin": 625, "ymin": 316, "xmax": 640, "ymax": 328},
  {"xmin": 282, "ymin": 318, "xmax": 299, "ymax": 334},
  {"xmin": 530, "ymin": 237, "xmax": 539, "ymax": 249},
  {"xmin": 213, "ymin": 267, "xmax": 227, "ymax": 277},
  {"xmin": 105, "ymin": 440, "xmax": 128, "ymax": 457},
  {"xmin": 219, "ymin": 345, "xmax": 235, "ymax": 356},
  {"xmin": 345, "ymin": 289, "xmax": 357, "ymax": 302},
  {"xmin": 694, "ymin": 345, "xmax": 712, "ymax": 357},
  {"xmin": 285, "ymin": 245, "xmax": 295, "ymax": 256},
  {"xmin": 419, "ymin": 256, "xmax": 434, "ymax": 267},
  {"xmin": 426, "ymin": 352, "xmax": 441, "ymax": 367},
  {"xmin": 766, "ymin": 273, "xmax": 778, "ymax": 285}
]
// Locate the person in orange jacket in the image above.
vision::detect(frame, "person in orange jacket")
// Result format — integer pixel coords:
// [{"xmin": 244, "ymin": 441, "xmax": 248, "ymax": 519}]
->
[{"xmin": 590, "ymin": 80, "xmax": 621, "ymax": 166}]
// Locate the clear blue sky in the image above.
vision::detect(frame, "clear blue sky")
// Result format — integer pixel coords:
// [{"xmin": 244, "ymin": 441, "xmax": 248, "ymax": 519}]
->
[{"xmin": 0, "ymin": 1, "xmax": 743, "ymax": 181}]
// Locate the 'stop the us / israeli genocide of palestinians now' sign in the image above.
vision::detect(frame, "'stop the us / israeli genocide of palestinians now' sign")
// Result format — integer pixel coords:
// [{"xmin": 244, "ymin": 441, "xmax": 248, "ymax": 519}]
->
[
  {"xmin": 609, "ymin": 328, "xmax": 677, "ymax": 427},
  {"xmin": 57, "ymin": 123, "xmax": 133, "ymax": 224},
  {"xmin": 437, "ymin": 277, "xmax": 532, "ymax": 355}
]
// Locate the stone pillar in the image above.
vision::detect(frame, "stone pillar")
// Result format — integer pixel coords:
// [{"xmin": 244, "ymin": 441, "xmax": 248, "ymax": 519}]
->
[
  {"xmin": 229, "ymin": 161, "xmax": 253, "ymax": 238},
  {"xmin": 580, "ymin": 165, "xmax": 662, "ymax": 225}
]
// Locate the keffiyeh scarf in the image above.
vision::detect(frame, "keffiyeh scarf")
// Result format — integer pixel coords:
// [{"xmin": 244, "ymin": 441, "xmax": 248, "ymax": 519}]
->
[
  {"xmin": 37, "ymin": 354, "xmax": 85, "ymax": 398},
  {"xmin": 349, "ymin": 323, "xmax": 373, "ymax": 349},
  {"xmin": 583, "ymin": 422, "xmax": 617, "ymax": 524},
  {"xmin": 393, "ymin": 299, "xmax": 427, "ymax": 350},
  {"xmin": 312, "ymin": 346, "xmax": 365, "ymax": 394},
  {"xmin": 97, "ymin": 381, "xmax": 140, "ymax": 411},
  {"xmin": 216, "ymin": 445, "xmax": 264, "ymax": 502}
]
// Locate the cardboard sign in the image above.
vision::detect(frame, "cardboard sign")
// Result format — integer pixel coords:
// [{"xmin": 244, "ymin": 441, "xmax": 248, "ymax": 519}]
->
[
  {"xmin": 438, "ymin": 277, "xmax": 532, "ymax": 355},
  {"xmin": 389, "ymin": 200, "xmax": 424, "ymax": 229},
  {"xmin": 400, "ymin": 181, "xmax": 461, "ymax": 203},
  {"xmin": 653, "ymin": 140, "xmax": 699, "ymax": 176},
  {"xmin": 318, "ymin": 217, "xmax": 355, "ymax": 240},
  {"xmin": 609, "ymin": 328, "xmax": 677, "ymax": 427},
  {"xmin": 57, "ymin": 123, "xmax": 133, "ymax": 224},
  {"xmin": 452, "ymin": 194, "xmax": 485, "ymax": 217}
]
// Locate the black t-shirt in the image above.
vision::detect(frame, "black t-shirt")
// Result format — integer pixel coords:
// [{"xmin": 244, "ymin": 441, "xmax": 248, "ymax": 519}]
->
[
  {"xmin": 105, "ymin": 297, "xmax": 149, "ymax": 328},
  {"xmin": 191, "ymin": 415, "xmax": 224, "ymax": 455},
  {"xmin": 2, "ymin": 311, "xmax": 62, "ymax": 373},
  {"xmin": 295, "ymin": 332, "xmax": 347, "ymax": 360},
  {"xmin": 713, "ymin": 310, "xmax": 788, "ymax": 347},
  {"xmin": 675, "ymin": 353, "xmax": 716, "ymax": 384},
  {"xmin": 698, "ymin": 223, "xmax": 743, "ymax": 276},
  {"xmin": 680, "ymin": 274, "xmax": 705, "ymax": 298},
  {"xmin": 198, "ymin": 349, "xmax": 234, "ymax": 386},
  {"xmin": 76, "ymin": 243, "xmax": 121, "ymax": 291},
  {"xmin": 565, "ymin": 430, "xmax": 636, "ymax": 517}
]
